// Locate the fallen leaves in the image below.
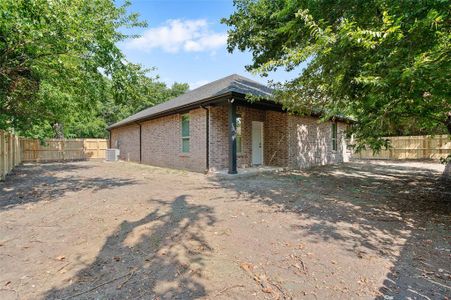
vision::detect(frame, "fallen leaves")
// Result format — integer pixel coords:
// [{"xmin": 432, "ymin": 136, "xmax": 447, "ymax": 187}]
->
[{"xmin": 239, "ymin": 262, "xmax": 253, "ymax": 274}]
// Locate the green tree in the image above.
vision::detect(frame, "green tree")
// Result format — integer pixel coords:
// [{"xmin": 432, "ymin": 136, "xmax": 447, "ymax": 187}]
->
[
  {"xmin": 23, "ymin": 66, "xmax": 188, "ymax": 139},
  {"xmin": 0, "ymin": 0, "xmax": 149, "ymax": 138},
  {"xmin": 223, "ymin": 0, "xmax": 450, "ymax": 150}
]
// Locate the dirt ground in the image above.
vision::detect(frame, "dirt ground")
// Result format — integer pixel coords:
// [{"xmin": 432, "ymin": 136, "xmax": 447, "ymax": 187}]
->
[{"xmin": 0, "ymin": 160, "xmax": 449, "ymax": 300}]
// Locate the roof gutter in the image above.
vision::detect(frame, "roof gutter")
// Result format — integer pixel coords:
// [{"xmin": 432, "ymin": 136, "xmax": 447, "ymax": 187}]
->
[
  {"xmin": 229, "ymin": 91, "xmax": 353, "ymax": 123},
  {"xmin": 107, "ymin": 90, "xmax": 353, "ymax": 131},
  {"xmin": 139, "ymin": 123, "xmax": 142, "ymax": 163}
]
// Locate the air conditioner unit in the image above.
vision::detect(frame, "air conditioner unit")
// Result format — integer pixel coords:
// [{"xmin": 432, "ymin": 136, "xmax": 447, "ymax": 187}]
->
[{"xmin": 105, "ymin": 149, "xmax": 120, "ymax": 161}]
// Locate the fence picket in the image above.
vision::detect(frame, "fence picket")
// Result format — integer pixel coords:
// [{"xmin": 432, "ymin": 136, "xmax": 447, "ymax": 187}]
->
[
  {"xmin": 0, "ymin": 130, "xmax": 109, "ymax": 181},
  {"xmin": 355, "ymin": 135, "xmax": 450, "ymax": 160},
  {"xmin": 0, "ymin": 131, "xmax": 5, "ymax": 180}
]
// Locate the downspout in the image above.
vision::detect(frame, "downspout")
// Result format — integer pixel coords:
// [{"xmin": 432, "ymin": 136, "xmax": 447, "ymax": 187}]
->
[
  {"xmin": 200, "ymin": 105, "xmax": 209, "ymax": 173},
  {"xmin": 139, "ymin": 123, "xmax": 142, "ymax": 163},
  {"xmin": 107, "ymin": 129, "xmax": 111, "ymax": 148}
]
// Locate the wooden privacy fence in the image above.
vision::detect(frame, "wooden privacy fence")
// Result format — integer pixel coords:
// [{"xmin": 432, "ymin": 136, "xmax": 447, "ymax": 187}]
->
[
  {"xmin": 1, "ymin": 130, "xmax": 108, "ymax": 180},
  {"xmin": 354, "ymin": 135, "xmax": 451, "ymax": 160},
  {"xmin": 21, "ymin": 138, "xmax": 108, "ymax": 162},
  {"xmin": 0, "ymin": 131, "xmax": 21, "ymax": 180}
]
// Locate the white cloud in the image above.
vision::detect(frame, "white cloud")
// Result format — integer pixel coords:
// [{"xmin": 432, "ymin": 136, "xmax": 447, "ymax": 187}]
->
[{"xmin": 126, "ymin": 19, "xmax": 227, "ymax": 53}]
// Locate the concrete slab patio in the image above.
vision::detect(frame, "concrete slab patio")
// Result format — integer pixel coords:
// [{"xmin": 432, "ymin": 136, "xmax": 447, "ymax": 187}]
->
[
  {"xmin": 0, "ymin": 160, "xmax": 449, "ymax": 299},
  {"xmin": 208, "ymin": 166, "xmax": 285, "ymax": 179}
]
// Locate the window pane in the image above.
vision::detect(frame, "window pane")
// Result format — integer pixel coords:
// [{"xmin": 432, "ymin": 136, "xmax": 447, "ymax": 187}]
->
[
  {"xmin": 332, "ymin": 123, "xmax": 337, "ymax": 150},
  {"xmin": 182, "ymin": 138, "xmax": 190, "ymax": 153},
  {"xmin": 181, "ymin": 115, "xmax": 190, "ymax": 137},
  {"xmin": 332, "ymin": 123, "xmax": 337, "ymax": 138}
]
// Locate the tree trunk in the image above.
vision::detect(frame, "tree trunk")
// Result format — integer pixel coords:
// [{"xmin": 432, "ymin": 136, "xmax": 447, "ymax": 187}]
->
[
  {"xmin": 52, "ymin": 123, "xmax": 64, "ymax": 139},
  {"xmin": 446, "ymin": 113, "xmax": 451, "ymax": 135}
]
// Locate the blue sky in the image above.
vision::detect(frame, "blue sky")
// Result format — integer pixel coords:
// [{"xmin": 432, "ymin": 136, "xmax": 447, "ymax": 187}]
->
[{"xmin": 118, "ymin": 0, "xmax": 298, "ymax": 89}]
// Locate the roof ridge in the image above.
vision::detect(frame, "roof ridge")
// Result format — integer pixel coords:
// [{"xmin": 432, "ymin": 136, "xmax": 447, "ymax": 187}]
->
[
  {"xmin": 230, "ymin": 73, "xmax": 262, "ymax": 84},
  {"xmin": 124, "ymin": 74, "xmax": 247, "ymax": 116},
  {"xmin": 188, "ymin": 74, "xmax": 240, "ymax": 92}
]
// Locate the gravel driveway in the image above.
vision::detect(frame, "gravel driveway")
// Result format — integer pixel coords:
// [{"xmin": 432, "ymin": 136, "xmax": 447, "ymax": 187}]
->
[{"xmin": 0, "ymin": 160, "xmax": 449, "ymax": 299}]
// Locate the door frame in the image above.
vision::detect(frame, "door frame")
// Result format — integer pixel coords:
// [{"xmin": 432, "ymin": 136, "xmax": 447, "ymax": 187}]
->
[{"xmin": 251, "ymin": 121, "xmax": 264, "ymax": 166}]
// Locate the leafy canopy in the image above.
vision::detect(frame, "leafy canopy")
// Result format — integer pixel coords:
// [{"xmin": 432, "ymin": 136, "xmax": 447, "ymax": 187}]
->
[
  {"xmin": 223, "ymin": 0, "xmax": 450, "ymax": 150},
  {"xmin": 0, "ymin": 0, "xmax": 188, "ymax": 138}
]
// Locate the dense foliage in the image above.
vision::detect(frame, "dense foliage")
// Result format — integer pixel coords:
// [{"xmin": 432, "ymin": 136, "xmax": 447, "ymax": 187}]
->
[
  {"xmin": 0, "ymin": 0, "xmax": 187, "ymax": 138},
  {"xmin": 223, "ymin": 0, "xmax": 450, "ymax": 150}
]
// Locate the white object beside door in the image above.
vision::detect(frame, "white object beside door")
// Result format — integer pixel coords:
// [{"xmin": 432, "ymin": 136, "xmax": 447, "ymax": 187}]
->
[{"xmin": 252, "ymin": 121, "xmax": 263, "ymax": 165}]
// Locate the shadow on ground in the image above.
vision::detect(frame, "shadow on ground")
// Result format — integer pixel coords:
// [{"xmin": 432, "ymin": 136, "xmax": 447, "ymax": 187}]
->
[
  {"xmin": 44, "ymin": 195, "xmax": 216, "ymax": 299},
  {"xmin": 209, "ymin": 162, "xmax": 450, "ymax": 299},
  {"xmin": 3, "ymin": 161, "xmax": 448, "ymax": 299},
  {"xmin": 0, "ymin": 163, "xmax": 138, "ymax": 211}
]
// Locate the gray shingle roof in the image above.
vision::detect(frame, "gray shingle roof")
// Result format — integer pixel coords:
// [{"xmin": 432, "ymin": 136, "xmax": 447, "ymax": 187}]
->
[{"xmin": 108, "ymin": 74, "xmax": 273, "ymax": 129}]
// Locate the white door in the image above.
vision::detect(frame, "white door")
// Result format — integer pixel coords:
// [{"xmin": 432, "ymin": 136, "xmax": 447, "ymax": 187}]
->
[{"xmin": 252, "ymin": 121, "xmax": 263, "ymax": 165}]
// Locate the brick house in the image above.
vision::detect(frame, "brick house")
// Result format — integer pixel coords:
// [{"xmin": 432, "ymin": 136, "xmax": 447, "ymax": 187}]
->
[{"xmin": 108, "ymin": 74, "xmax": 350, "ymax": 174}]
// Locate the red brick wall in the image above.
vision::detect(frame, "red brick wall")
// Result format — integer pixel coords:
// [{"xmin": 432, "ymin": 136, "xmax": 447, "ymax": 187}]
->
[
  {"xmin": 110, "ymin": 108, "xmax": 207, "ymax": 173},
  {"xmin": 287, "ymin": 115, "xmax": 346, "ymax": 169},
  {"xmin": 208, "ymin": 106, "xmax": 346, "ymax": 171},
  {"xmin": 110, "ymin": 124, "xmax": 140, "ymax": 162},
  {"xmin": 208, "ymin": 105, "xmax": 228, "ymax": 170},
  {"xmin": 141, "ymin": 108, "xmax": 207, "ymax": 173},
  {"xmin": 111, "ymin": 104, "xmax": 347, "ymax": 173},
  {"xmin": 264, "ymin": 111, "xmax": 288, "ymax": 167},
  {"xmin": 208, "ymin": 105, "xmax": 267, "ymax": 170}
]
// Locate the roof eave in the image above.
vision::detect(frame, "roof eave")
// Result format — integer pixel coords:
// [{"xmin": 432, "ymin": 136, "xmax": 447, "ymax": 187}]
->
[{"xmin": 107, "ymin": 91, "xmax": 235, "ymax": 130}]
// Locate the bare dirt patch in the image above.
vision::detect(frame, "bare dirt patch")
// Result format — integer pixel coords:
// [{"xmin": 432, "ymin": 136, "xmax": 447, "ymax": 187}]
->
[{"xmin": 0, "ymin": 160, "xmax": 449, "ymax": 299}]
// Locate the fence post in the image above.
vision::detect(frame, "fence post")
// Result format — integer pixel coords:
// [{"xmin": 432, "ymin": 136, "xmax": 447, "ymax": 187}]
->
[
  {"xmin": 12, "ymin": 135, "xmax": 15, "ymax": 167},
  {"xmin": 19, "ymin": 137, "xmax": 23, "ymax": 164},
  {"xmin": 422, "ymin": 136, "xmax": 426, "ymax": 159},
  {"xmin": 14, "ymin": 135, "xmax": 18, "ymax": 166},
  {"xmin": 438, "ymin": 135, "xmax": 443, "ymax": 157},
  {"xmin": 19, "ymin": 138, "xmax": 22, "ymax": 165},
  {"xmin": 14, "ymin": 136, "xmax": 17, "ymax": 165},
  {"xmin": 7, "ymin": 133, "xmax": 11, "ymax": 173},
  {"xmin": 5, "ymin": 133, "xmax": 10, "ymax": 174},
  {"xmin": 83, "ymin": 139, "xmax": 87, "ymax": 160},
  {"xmin": 4, "ymin": 132, "xmax": 8, "ymax": 179},
  {"xmin": 0, "ymin": 131, "xmax": 4, "ymax": 180},
  {"xmin": 62, "ymin": 140, "xmax": 65, "ymax": 161}
]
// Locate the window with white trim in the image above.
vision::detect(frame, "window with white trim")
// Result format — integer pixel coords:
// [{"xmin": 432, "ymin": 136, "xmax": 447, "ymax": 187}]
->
[
  {"xmin": 332, "ymin": 123, "xmax": 338, "ymax": 151},
  {"xmin": 181, "ymin": 114, "xmax": 190, "ymax": 153}
]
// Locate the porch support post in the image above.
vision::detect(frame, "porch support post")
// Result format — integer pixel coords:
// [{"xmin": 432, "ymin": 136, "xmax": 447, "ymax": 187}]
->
[{"xmin": 228, "ymin": 99, "xmax": 237, "ymax": 174}]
